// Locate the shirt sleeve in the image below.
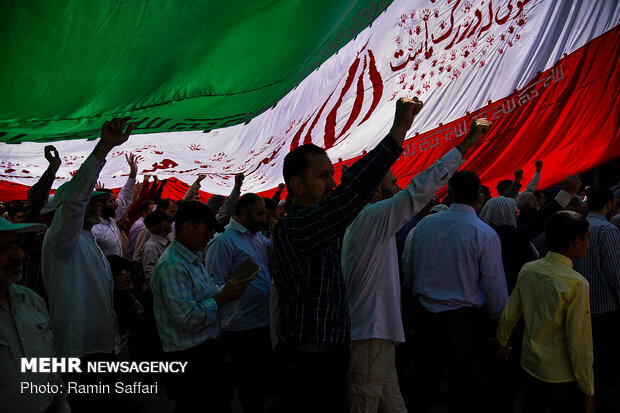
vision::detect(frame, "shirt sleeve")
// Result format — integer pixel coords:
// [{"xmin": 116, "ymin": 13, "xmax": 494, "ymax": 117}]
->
[
  {"xmin": 502, "ymin": 180, "xmax": 522, "ymax": 198},
  {"xmin": 115, "ymin": 176, "xmax": 136, "ymax": 222},
  {"xmin": 204, "ymin": 236, "xmax": 234, "ymax": 286},
  {"xmin": 216, "ymin": 186, "xmax": 241, "ymax": 226},
  {"xmin": 155, "ymin": 261, "xmax": 219, "ymax": 332},
  {"xmin": 402, "ymin": 227, "xmax": 417, "ymax": 289},
  {"xmin": 183, "ymin": 180, "xmax": 201, "ymax": 201},
  {"xmin": 126, "ymin": 180, "xmax": 151, "ymax": 232},
  {"xmin": 599, "ymin": 226, "xmax": 620, "ymax": 304},
  {"xmin": 479, "ymin": 233, "xmax": 509, "ymax": 319},
  {"xmin": 24, "ymin": 168, "xmax": 55, "ymax": 223},
  {"xmin": 132, "ymin": 226, "xmax": 150, "ymax": 261},
  {"xmin": 523, "ymin": 172, "xmax": 540, "ymax": 193},
  {"xmin": 360, "ymin": 148, "xmax": 464, "ymax": 241},
  {"xmin": 47, "ymin": 154, "xmax": 105, "ymax": 259},
  {"xmin": 565, "ymin": 278, "xmax": 595, "ymax": 396},
  {"xmin": 279, "ymin": 134, "xmax": 403, "ymax": 258},
  {"xmin": 496, "ymin": 276, "xmax": 523, "ymax": 346},
  {"xmin": 141, "ymin": 242, "xmax": 158, "ymax": 280}
]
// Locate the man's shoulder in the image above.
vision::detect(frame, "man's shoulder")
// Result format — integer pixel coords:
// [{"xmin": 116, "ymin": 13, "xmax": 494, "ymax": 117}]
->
[{"xmin": 9, "ymin": 284, "xmax": 47, "ymax": 310}]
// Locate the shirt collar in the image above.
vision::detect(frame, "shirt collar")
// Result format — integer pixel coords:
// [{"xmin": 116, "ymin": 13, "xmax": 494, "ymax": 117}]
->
[
  {"xmin": 587, "ymin": 212, "xmax": 607, "ymax": 222},
  {"xmin": 5, "ymin": 284, "xmax": 26, "ymax": 305},
  {"xmin": 228, "ymin": 218, "xmax": 249, "ymax": 234},
  {"xmin": 170, "ymin": 240, "xmax": 202, "ymax": 265},
  {"xmin": 545, "ymin": 251, "xmax": 574, "ymax": 268},
  {"xmin": 151, "ymin": 233, "xmax": 171, "ymax": 245},
  {"xmin": 449, "ymin": 203, "xmax": 477, "ymax": 215}
]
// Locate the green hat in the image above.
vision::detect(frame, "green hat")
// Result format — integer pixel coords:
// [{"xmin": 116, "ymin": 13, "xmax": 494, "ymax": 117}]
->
[{"xmin": 0, "ymin": 217, "xmax": 46, "ymax": 233}]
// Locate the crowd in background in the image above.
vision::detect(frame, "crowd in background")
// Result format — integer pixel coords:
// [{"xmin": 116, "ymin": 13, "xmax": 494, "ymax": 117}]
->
[{"xmin": 1, "ymin": 100, "xmax": 619, "ymax": 413}]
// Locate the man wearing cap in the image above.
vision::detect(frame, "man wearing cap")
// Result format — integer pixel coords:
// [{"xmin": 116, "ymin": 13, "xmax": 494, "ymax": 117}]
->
[
  {"xmin": 0, "ymin": 217, "xmax": 70, "ymax": 412},
  {"xmin": 91, "ymin": 153, "xmax": 139, "ymax": 256},
  {"xmin": 151, "ymin": 201, "xmax": 250, "ymax": 412},
  {"xmin": 42, "ymin": 118, "xmax": 132, "ymax": 365},
  {"xmin": 141, "ymin": 209, "xmax": 173, "ymax": 293}
]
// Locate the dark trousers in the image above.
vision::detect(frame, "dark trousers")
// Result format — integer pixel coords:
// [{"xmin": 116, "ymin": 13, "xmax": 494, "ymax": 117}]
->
[
  {"xmin": 163, "ymin": 339, "xmax": 230, "ymax": 413},
  {"xmin": 409, "ymin": 302, "xmax": 481, "ymax": 413},
  {"xmin": 522, "ymin": 371, "xmax": 582, "ymax": 413},
  {"xmin": 591, "ymin": 309, "xmax": 620, "ymax": 413},
  {"xmin": 222, "ymin": 326, "xmax": 273, "ymax": 413},
  {"xmin": 275, "ymin": 341, "xmax": 350, "ymax": 413}
]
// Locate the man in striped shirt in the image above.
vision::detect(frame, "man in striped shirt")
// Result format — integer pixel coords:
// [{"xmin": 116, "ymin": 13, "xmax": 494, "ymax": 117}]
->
[
  {"xmin": 271, "ymin": 98, "xmax": 422, "ymax": 413},
  {"xmin": 151, "ymin": 201, "xmax": 249, "ymax": 412},
  {"xmin": 574, "ymin": 187, "xmax": 620, "ymax": 412}
]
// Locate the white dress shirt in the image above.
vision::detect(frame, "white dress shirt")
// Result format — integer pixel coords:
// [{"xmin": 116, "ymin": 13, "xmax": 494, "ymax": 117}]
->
[
  {"xmin": 342, "ymin": 148, "xmax": 464, "ymax": 343},
  {"xmin": 42, "ymin": 154, "xmax": 121, "ymax": 357},
  {"xmin": 405, "ymin": 203, "xmax": 508, "ymax": 319},
  {"xmin": 205, "ymin": 218, "xmax": 271, "ymax": 331},
  {"xmin": 91, "ymin": 175, "xmax": 135, "ymax": 256}
]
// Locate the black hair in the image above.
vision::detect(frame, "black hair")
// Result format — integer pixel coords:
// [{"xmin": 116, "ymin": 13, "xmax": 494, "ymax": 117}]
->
[
  {"xmin": 7, "ymin": 203, "xmax": 25, "ymax": 218},
  {"xmin": 95, "ymin": 188, "xmax": 114, "ymax": 203},
  {"xmin": 263, "ymin": 197, "xmax": 277, "ymax": 210},
  {"xmin": 235, "ymin": 193, "xmax": 264, "ymax": 216},
  {"xmin": 496, "ymin": 180, "xmax": 513, "ymax": 196},
  {"xmin": 175, "ymin": 201, "xmax": 224, "ymax": 235},
  {"xmin": 144, "ymin": 209, "xmax": 172, "ymax": 229},
  {"xmin": 106, "ymin": 255, "xmax": 132, "ymax": 277},
  {"xmin": 283, "ymin": 144, "xmax": 327, "ymax": 193},
  {"xmin": 586, "ymin": 187, "xmax": 613, "ymax": 211},
  {"xmin": 157, "ymin": 198, "xmax": 175, "ymax": 211},
  {"xmin": 480, "ymin": 185, "xmax": 491, "ymax": 197},
  {"xmin": 448, "ymin": 171, "xmax": 481, "ymax": 205},
  {"xmin": 139, "ymin": 200, "xmax": 155, "ymax": 214},
  {"xmin": 545, "ymin": 211, "xmax": 589, "ymax": 252}
]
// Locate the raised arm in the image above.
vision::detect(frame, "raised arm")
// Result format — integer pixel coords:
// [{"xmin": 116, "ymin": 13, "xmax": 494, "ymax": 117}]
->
[
  {"xmin": 114, "ymin": 153, "xmax": 138, "ymax": 221},
  {"xmin": 503, "ymin": 169, "xmax": 523, "ymax": 198},
  {"xmin": 272, "ymin": 183, "xmax": 285, "ymax": 202},
  {"xmin": 516, "ymin": 175, "xmax": 581, "ymax": 241},
  {"xmin": 523, "ymin": 160, "xmax": 543, "ymax": 193},
  {"xmin": 183, "ymin": 174, "xmax": 206, "ymax": 201},
  {"xmin": 365, "ymin": 118, "xmax": 492, "ymax": 240},
  {"xmin": 283, "ymin": 98, "xmax": 422, "ymax": 256},
  {"xmin": 23, "ymin": 145, "xmax": 61, "ymax": 222},
  {"xmin": 216, "ymin": 173, "xmax": 243, "ymax": 226},
  {"xmin": 47, "ymin": 118, "xmax": 132, "ymax": 259}
]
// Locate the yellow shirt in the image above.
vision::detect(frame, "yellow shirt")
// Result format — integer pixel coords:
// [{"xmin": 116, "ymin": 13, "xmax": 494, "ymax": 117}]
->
[{"xmin": 497, "ymin": 251, "xmax": 594, "ymax": 396}]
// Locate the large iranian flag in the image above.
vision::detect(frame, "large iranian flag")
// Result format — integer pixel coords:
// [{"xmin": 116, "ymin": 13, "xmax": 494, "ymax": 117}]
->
[{"xmin": 1, "ymin": 0, "xmax": 619, "ymax": 200}]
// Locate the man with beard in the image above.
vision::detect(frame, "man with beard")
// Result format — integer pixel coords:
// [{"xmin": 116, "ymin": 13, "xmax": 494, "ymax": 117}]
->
[
  {"xmin": 91, "ymin": 153, "xmax": 139, "ymax": 256},
  {"xmin": 205, "ymin": 193, "xmax": 272, "ymax": 413},
  {"xmin": 342, "ymin": 115, "xmax": 491, "ymax": 413},
  {"xmin": 0, "ymin": 218, "xmax": 71, "ymax": 413},
  {"xmin": 573, "ymin": 187, "xmax": 620, "ymax": 412},
  {"xmin": 270, "ymin": 98, "xmax": 423, "ymax": 413},
  {"xmin": 41, "ymin": 118, "xmax": 132, "ymax": 412}
]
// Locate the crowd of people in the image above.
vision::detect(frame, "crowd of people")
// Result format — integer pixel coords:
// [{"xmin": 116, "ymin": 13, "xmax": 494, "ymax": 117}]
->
[{"xmin": 1, "ymin": 100, "xmax": 619, "ymax": 413}]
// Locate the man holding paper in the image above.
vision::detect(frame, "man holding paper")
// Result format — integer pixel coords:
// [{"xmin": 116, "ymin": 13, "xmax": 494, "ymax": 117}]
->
[{"xmin": 205, "ymin": 193, "xmax": 273, "ymax": 413}]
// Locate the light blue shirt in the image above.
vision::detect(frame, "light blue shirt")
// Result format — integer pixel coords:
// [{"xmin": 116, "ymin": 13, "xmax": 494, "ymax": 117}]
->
[
  {"xmin": 407, "ymin": 203, "xmax": 508, "ymax": 319},
  {"xmin": 205, "ymin": 218, "xmax": 271, "ymax": 331},
  {"xmin": 151, "ymin": 240, "xmax": 221, "ymax": 352}
]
